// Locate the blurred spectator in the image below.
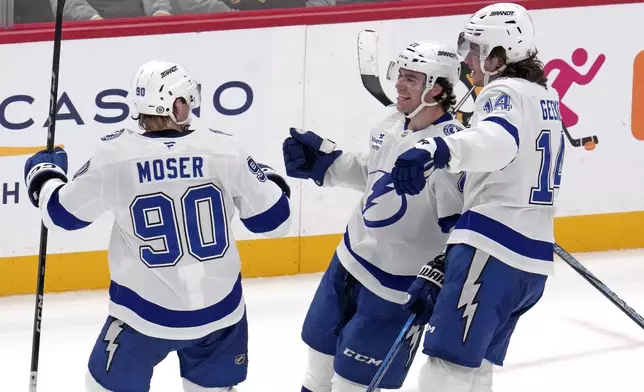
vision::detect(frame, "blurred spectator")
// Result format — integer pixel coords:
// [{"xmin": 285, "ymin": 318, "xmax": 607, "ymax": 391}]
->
[
  {"xmin": 336, "ymin": 0, "xmax": 397, "ymax": 3},
  {"xmin": 221, "ymin": 0, "xmax": 334, "ymax": 11},
  {"xmin": 50, "ymin": 0, "xmax": 233, "ymax": 21},
  {"xmin": 15, "ymin": 0, "xmax": 54, "ymax": 24},
  {"xmin": 173, "ymin": 0, "xmax": 233, "ymax": 14},
  {"xmin": 51, "ymin": 0, "xmax": 170, "ymax": 20},
  {"xmin": 49, "ymin": 0, "xmax": 337, "ymax": 21}
]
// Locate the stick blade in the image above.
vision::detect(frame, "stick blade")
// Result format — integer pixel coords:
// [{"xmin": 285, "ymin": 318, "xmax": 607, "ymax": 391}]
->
[
  {"xmin": 357, "ymin": 29, "xmax": 393, "ymax": 107},
  {"xmin": 358, "ymin": 29, "xmax": 380, "ymax": 77},
  {"xmin": 361, "ymin": 75, "xmax": 393, "ymax": 107}
]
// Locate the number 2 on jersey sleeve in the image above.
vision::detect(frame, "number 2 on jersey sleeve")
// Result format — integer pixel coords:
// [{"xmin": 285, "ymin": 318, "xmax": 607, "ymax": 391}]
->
[
  {"xmin": 530, "ymin": 130, "xmax": 565, "ymax": 205},
  {"xmin": 130, "ymin": 184, "xmax": 229, "ymax": 268}
]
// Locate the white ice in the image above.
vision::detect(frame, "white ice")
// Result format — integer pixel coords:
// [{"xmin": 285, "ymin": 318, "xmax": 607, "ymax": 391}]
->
[{"xmin": 1, "ymin": 249, "xmax": 644, "ymax": 392}]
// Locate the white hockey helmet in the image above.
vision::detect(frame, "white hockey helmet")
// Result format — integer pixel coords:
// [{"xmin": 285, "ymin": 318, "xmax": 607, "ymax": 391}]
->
[
  {"xmin": 457, "ymin": 3, "xmax": 536, "ymax": 84},
  {"xmin": 386, "ymin": 41, "xmax": 461, "ymax": 118},
  {"xmin": 131, "ymin": 60, "xmax": 201, "ymax": 125}
]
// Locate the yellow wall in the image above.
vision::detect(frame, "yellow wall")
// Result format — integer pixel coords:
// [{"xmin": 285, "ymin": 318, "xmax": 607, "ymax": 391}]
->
[{"xmin": 1, "ymin": 211, "xmax": 642, "ymax": 296}]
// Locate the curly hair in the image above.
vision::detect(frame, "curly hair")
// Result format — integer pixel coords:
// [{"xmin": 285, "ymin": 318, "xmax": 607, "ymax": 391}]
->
[
  {"xmin": 490, "ymin": 47, "xmax": 548, "ymax": 87},
  {"xmin": 433, "ymin": 77, "xmax": 457, "ymax": 112}
]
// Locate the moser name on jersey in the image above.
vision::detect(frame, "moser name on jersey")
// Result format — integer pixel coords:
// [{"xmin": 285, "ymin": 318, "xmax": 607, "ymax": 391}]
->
[{"xmin": 137, "ymin": 156, "xmax": 205, "ymax": 183}]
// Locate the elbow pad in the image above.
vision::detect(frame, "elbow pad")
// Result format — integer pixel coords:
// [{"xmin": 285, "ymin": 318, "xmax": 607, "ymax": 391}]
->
[{"xmin": 258, "ymin": 163, "xmax": 291, "ymax": 198}]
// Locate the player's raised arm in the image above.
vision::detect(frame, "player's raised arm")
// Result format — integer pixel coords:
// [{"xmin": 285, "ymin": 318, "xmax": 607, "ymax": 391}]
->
[
  {"xmin": 441, "ymin": 84, "xmax": 522, "ymax": 173},
  {"xmin": 282, "ymin": 127, "xmax": 369, "ymax": 191},
  {"xmin": 323, "ymin": 151, "xmax": 369, "ymax": 190},
  {"xmin": 24, "ymin": 145, "xmax": 106, "ymax": 231},
  {"xmin": 232, "ymin": 151, "xmax": 292, "ymax": 238}
]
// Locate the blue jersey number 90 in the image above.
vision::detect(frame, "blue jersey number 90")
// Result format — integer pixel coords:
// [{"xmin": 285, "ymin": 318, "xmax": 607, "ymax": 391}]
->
[
  {"xmin": 130, "ymin": 183, "xmax": 229, "ymax": 268},
  {"xmin": 530, "ymin": 130, "xmax": 565, "ymax": 205}
]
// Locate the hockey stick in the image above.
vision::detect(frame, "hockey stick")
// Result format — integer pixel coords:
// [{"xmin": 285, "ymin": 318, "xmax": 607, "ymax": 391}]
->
[
  {"xmin": 357, "ymin": 30, "xmax": 393, "ymax": 107},
  {"xmin": 562, "ymin": 124, "xmax": 599, "ymax": 149},
  {"xmin": 29, "ymin": 1, "xmax": 66, "ymax": 390},
  {"xmin": 366, "ymin": 314, "xmax": 417, "ymax": 392},
  {"xmin": 357, "ymin": 30, "xmax": 598, "ymax": 151},
  {"xmin": 357, "ymin": 29, "xmax": 475, "ymax": 114},
  {"xmin": 553, "ymin": 244, "xmax": 644, "ymax": 330}
]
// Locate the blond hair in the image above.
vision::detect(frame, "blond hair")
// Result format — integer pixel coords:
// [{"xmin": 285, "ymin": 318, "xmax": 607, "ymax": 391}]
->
[{"xmin": 132, "ymin": 114, "xmax": 171, "ymax": 132}]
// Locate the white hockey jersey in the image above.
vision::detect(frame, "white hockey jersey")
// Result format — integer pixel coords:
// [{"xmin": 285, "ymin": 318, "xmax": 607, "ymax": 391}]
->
[
  {"xmin": 38, "ymin": 128, "xmax": 291, "ymax": 340},
  {"xmin": 324, "ymin": 109, "xmax": 465, "ymax": 304},
  {"xmin": 442, "ymin": 77, "xmax": 565, "ymax": 276}
]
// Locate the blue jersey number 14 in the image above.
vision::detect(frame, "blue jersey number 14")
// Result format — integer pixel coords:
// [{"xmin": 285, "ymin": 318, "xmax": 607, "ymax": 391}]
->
[{"xmin": 530, "ymin": 130, "xmax": 565, "ymax": 205}]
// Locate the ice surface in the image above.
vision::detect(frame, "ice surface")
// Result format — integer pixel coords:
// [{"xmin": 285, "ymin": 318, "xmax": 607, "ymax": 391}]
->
[{"xmin": 2, "ymin": 249, "xmax": 643, "ymax": 391}]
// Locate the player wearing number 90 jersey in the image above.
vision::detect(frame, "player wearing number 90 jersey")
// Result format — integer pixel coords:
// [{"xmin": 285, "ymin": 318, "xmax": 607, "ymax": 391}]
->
[{"xmin": 24, "ymin": 60, "xmax": 291, "ymax": 392}]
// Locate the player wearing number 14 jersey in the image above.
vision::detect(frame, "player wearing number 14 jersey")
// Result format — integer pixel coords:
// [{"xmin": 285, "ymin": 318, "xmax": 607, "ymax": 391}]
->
[
  {"xmin": 23, "ymin": 61, "xmax": 292, "ymax": 392},
  {"xmin": 392, "ymin": 3, "xmax": 566, "ymax": 390}
]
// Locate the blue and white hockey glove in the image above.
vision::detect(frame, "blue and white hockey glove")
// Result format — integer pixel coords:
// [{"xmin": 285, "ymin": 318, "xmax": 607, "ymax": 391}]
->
[
  {"xmin": 282, "ymin": 127, "xmax": 342, "ymax": 186},
  {"xmin": 392, "ymin": 137, "xmax": 450, "ymax": 196},
  {"xmin": 24, "ymin": 146, "xmax": 69, "ymax": 207},
  {"xmin": 403, "ymin": 253, "xmax": 445, "ymax": 325},
  {"xmin": 257, "ymin": 163, "xmax": 291, "ymax": 198}
]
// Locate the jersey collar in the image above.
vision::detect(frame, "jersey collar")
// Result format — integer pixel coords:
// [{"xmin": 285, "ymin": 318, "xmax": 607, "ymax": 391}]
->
[
  {"xmin": 404, "ymin": 112, "xmax": 454, "ymax": 133},
  {"xmin": 141, "ymin": 129, "xmax": 195, "ymax": 138},
  {"xmin": 432, "ymin": 112, "xmax": 453, "ymax": 125}
]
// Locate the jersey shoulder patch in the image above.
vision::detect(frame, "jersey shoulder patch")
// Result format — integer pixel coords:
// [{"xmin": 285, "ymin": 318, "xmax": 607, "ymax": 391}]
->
[
  {"xmin": 246, "ymin": 156, "xmax": 267, "ymax": 182},
  {"xmin": 443, "ymin": 123, "xmax": 464, "ymax": 136},
  {"xmin": 72, "ymin": 160, "xmax": 91, "ymax": 180},
  {"xmin": 371, "ymin": 131, "xmax": 387, "ymax": 151},
  {"xmin": 100, "ymin": 128, "xmax": 125, "ymax": 142}
]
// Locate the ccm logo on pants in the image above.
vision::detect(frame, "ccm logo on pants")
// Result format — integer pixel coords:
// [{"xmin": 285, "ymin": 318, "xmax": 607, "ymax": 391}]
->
[{"xmin": 343, "ymin": 348, "xmax": 383, "ymax": 366}]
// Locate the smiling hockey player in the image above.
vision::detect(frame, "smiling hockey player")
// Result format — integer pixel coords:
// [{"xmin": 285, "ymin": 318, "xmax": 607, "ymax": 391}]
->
[{"xmin": 282, "ymin": 41, "xmax": 465, "ymax": 391}]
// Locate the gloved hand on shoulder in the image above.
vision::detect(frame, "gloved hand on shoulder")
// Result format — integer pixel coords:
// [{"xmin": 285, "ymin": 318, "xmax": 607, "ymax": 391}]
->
[{"xmin": 392, "ymin": 137, "xmax": 451, "ymax": 195}]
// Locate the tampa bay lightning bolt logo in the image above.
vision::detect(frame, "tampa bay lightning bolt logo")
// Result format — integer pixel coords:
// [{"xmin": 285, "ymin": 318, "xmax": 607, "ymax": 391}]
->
[
  {"xmin": 362, "ymin": 170, "xmax": 407, "ymax": 228},
  {"xmin": 100, "ymin": 128, "xmax": 124, "ymax": 142},
  {"xmin": 72, "ymin": 160, "xmax": 91, "ymax": 180},
  {"xmin": 443, "ymin": 123, "xmax": 463, "ymax": 136}
]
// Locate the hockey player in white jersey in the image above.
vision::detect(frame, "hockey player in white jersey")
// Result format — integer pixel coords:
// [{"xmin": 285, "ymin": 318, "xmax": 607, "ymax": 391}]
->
[
  {"xmin": 392, "ymin": 3, "xmax": 565, "ymax": 391},
  {"xmin": 23, "ymin": 60, "xmax": 292, "ymax": 392},
  {"xmin": 282, "ymin": 41, "xmax": 465, "ymax": 391}
]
